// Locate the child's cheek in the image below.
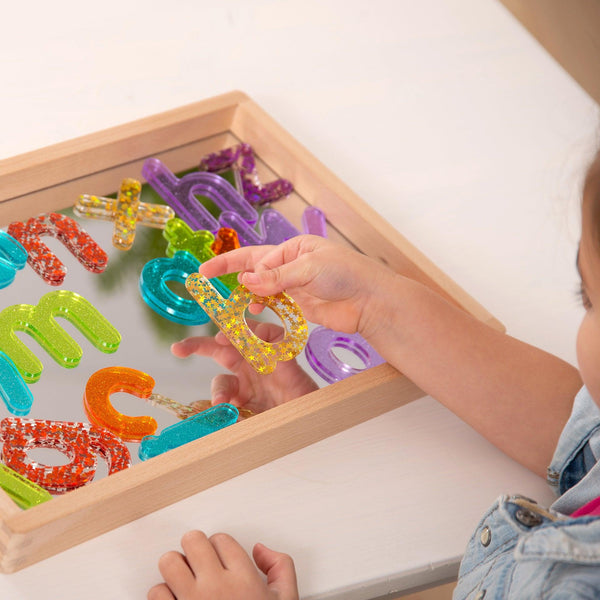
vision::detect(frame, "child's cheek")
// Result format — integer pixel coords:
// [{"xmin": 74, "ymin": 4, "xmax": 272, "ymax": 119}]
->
[{"xmin": 576, "ymin": 314, "xmax": 600, "ymax": 402}]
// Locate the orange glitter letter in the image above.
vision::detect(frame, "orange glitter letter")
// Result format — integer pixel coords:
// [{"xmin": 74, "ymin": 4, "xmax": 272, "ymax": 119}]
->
[{"xmin": 84, "ymin": 367, "xmax": 157, "ymax": 442}]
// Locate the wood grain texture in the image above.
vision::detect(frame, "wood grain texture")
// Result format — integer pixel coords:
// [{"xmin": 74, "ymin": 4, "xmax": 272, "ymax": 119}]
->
[
  {"xmin": 0, "ymin": 366, "xmax": 423, "ymax": 572},
  {"xmin": 0, "ymin": 92, "xmax": 502, "ymax": 572},
  {"xmin": 0, "ymin": 91, "xmax": 247, "ymax": 203}
]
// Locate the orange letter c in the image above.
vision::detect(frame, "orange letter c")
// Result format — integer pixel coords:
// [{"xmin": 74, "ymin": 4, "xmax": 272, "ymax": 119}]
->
[{"xmin": 84, "ymin": 366, "xmax": 156, "ymax": 442}]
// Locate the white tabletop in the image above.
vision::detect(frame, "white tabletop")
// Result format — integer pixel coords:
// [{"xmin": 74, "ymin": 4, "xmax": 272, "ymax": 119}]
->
[{"xmin": 0, "ymin": 1, "xmax": 598, "ymax": 598}]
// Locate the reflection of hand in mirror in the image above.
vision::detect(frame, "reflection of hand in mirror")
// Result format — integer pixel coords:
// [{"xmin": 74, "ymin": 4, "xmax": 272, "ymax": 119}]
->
[{"xmin": 171, "ymin": 320, "xmax": 318, "ymax": 414}]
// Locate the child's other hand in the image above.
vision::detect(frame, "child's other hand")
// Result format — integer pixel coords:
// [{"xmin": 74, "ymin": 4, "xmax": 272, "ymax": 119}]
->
[
  {"xmin": 199, "ymin": 235, "xmax": 390, "ymax": 335},
  {"xmin": 171, "ymin": 320, "xmax": 318, "ymax": 414},
  {"xmin": 147, "ymin": 531, "xmax": 299, "ymax": 600}
]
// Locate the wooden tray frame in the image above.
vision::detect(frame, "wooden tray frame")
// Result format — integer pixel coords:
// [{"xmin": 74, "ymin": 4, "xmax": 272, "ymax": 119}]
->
[{"xmin": 0, "ymin": 91, "xmax": 503, "ymax": 572}]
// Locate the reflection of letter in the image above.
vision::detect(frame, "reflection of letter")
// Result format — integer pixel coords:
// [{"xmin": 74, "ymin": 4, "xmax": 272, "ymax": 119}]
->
[
  {"xmin": 163, "ymin": 218, "xmax": 238, "ymax": 290},
  {"xmin": 7, "ymin": 212, "xmax": 108, "ymax": 285},
  {"xmin": 0, "ymin": 463, "xmax": 52, "ymax": 509},
  {"xmin": 163, "ymin": 217, "xmax": 215, "ymax": 262},
  {"xmin": 75, "ymin": 178, "xmax": 174, "ymax": 250},
  {"xmin": 199, "ymin": 142, "xmax": 293, "ymax": 205},
  {"xmin": 0, "ymin": 290, "xmax": 121, "ymax": 383},
  {"xmin": 84, "ymin": 367, "xmax": 156, "ymax": 442},
  {"xmin": 186, "ymin": 274, "xmax": 308, "ymax": 374},
  {"xmin": 0, "ymin": 418, "xmax": 131, "ymax": 493},
  {"xmin": 139, "ymin": 404, "xmax": 238, "ymax": 461},
  {"xmin": 140, "ymin": 251, "xmax": 231, "ymax": 325},
  {"xmin": 220, "ymin": 208, "xmax": 299, "ymax": 246},
  {"xmin": 305, "ymin": 326, "xmax": 385, "ymax": 384},
  {"xmin": 112, "ymin": 178, "xmax": 141, "ymax": 251},
  {"xmin": 220, "ymin": 206, "xmax": 328, "ymax": 246},
  {"xmin": 142, "ymin": 158, "xmax": 257, "ymax": 232},
  {"xmin": 0, "ymin": 231, "xmax": 27, "ymax": 289},
  {"xmin": 0, "ymin": 351, "xmax": 34, "ymax": 416},
  {"xmin": 301, "ymin": 207, "xmax": 328, "ymax": 238},
  {"xmin": 211, "ymin": 227, "xmax": 240, "ymax": 255}
]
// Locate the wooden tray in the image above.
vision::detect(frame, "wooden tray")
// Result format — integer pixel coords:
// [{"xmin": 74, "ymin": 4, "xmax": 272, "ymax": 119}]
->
[{"xmin": 0, "ymin": 91, "xmax": 503, "ymax": 572}]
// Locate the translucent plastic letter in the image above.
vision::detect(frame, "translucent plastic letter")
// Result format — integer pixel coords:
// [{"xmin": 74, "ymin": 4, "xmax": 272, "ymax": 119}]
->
[
  {"xmin": 301, "ymin": 206, "xmax": 328, "ymax": 238},
  {"xmin": 186, "ymin": 274, "xmax": 308, "ymax": 374},
  {"xmin": 163, "ymin": 217, "xmax": 215, "ymax": 262},
  {"xmin": 84, "ymin": 367, "xmax": 157, "ymax": 442},
  {"xmin": 75, "ymin": 178, "xmax": 175, "ymax": 250},
  {"xmin": 142, "ymin": 158, "xmax": 257, "ymax": 232},
  {"xmin": 139, "ymin": 404, "xmax": 239, "ymax": 461},
  {"xmin": 0, "ymin": 351, "xmax": 34, "ymax": 415},
  {"xmin": 140, "ymin": 251, "xmax": 231, "ymax": 325},
  {"xmin": 163, "ymin": 218, "xmax": 238, "ymax": 290},
  {"xmin": 0, "ymin": 463, "xmax": 52, "ymax": 509},
  {"xmin": 199, "ymin": 143, "xmax": 293, "ymax": 205},
  {"xmin": 0, "ymin": 290, "xmax": 121, "ymax": 383},
  {"xmin": 7, "ymin": 212, "xmax": 108, "ymax": 285},
  {"xmin": 0, "ymin": 231, "xmax": 27, "ymax": 289},
  {"xmin": 305, "ymin": 326, "xmax": 385, "ymax": 384},
  {"xmin": 0, "ymin": 418, "xmax": 131, "ymax": 493},
  {"xmin": 219, "ymin": 206, "xmax": 328, "ymax": 246},
  {"xmin": 211, "ymin": 227, "xmax": 241, "ymax": 254}
]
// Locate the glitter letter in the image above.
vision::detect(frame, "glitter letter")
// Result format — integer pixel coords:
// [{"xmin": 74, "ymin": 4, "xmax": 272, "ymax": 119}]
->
[
  {"xmin": 186, "ymin": 274, "xmax": 308, "ymax": 374},
  {"xmin": 0, "ymin": 463, "xmax": 52, "ymax": 509},
  {"xmin": 199, "ymin": 143, "xmax": 293, "ymax": 205},
  {"xmin": 163, "ymin": 218, "xmax": 238, "ymax": 290},
  {"xmin": 305, "ymin": 326, "xmax": 385, "ymax": 384},
  {"xmin": 220, "ymin": 206, "xmax": 327, "ymax": 246},
  {"xmin": 139, "ymin": 404, "xmax": 239, "ymax": 461},
  {"xmin": 75, "ymin": 178, "xmax": 175, "ymax": 250},
  {"xmin": 84, "ymin": 367, "xmax": 157, "ymax": 442},
  {"xmin": 142, "ymin": 158, "xmax": 257, "ymax": 232},
  {"xmin": 0, "ymin": 290, "xmax": 121, "ymax": 383},
  {"xmin": 0, "ymin": 351, "xmax": 34, "ymax": 416},
  {"xmin": 0, "ymin": 231, "xmax": 27, "ymax": 289},
  {"xmin": 0, "ymin": 418, "xmax": 131, "ymax": 493},
  {"xmin": 211, "ymin": 227, "xmax": 240, "ymax": 255},
  {"xmin": 140, "ymin": 251, "xmax": 231, "ymax": 325},
  {"xmin": 7, "ymin": 212, "xmax": 108, "ymax": 285}
]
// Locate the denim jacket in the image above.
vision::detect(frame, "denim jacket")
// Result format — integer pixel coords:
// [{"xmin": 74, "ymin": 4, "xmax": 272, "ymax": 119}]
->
[{"xmin": 453, "ymin": 387, "xmax": 600, "ymax": 599}]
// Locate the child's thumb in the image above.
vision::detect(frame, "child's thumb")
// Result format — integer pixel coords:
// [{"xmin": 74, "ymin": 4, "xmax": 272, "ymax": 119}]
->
[{"xmin": 252, "ymin": 542, "xmax": 299, "ymax": 600}]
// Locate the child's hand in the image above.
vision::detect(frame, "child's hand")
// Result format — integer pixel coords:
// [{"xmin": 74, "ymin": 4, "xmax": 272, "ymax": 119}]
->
[
  {"xmin": 147, "ymin": 531, "xmax": 299, "ymax": 600},
  {"xmin": 171, "ymin": 320, "xmax": 318, "ymax": 414},
  {"xmin": 199, "ymin": 235, "xmax": 391, "ymax": 336}
]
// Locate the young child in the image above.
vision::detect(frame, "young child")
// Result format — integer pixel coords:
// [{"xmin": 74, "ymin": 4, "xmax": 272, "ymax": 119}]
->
[{"xmin": 147, "ymin": 150, "xmax": 600, "ymax": 599}]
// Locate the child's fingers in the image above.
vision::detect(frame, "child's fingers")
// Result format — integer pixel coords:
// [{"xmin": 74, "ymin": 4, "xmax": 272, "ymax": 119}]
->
[
  {"xmin": 172, "ymin": 336, "xmax": 245, "ymax": 372},
  {"xmin": 247, "ymin": 302, "xmax": 265, "ymax": 315},
  {"xmin": 199, "ymin": 235, "xmax": 324, "ymax": 279},
  {"xmin": 250, "ymin": 234, "xmax": 322, "ymax": 272},
  {"xmin": 251, "ymin": 321, "xmax": 285, "ymax": 343},
  {"xmin": 239, "ymin": 257, "xmax": 313, "ymax": 296},
  {"xmin": 171, "ymin": 336, "xmax": 218, "ymax": 358},
  {"xmin": 210, "ymin": 374, "xmax": 241, "ymax": 405},
  {"xmin": 146, "ymin": 582, "xmax": 176, "ymax": 600},
  {"xmin": 253, "ymin": 543, "xmax": 299, "ymax": 600},
  {"xmin": 208, "ymin": 533, "xmax": 256, "ymax": 572},
  {"xmin": 215, "ymin": 321, "xmax": 284, "ymax": 345},
  {"xmin": 180, "ymin": 530, "xmax": 223, "ymax": 575},
  {"xmin": 156, "ymin": 551, "xmax": 196, "ymax": 598},
  {"xmin": 199, "ymin": 245, "xmax": 277, "ymax": 278}
]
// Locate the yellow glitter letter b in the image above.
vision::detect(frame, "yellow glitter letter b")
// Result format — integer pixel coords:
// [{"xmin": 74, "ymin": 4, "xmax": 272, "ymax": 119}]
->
[{"xmin": 185, "ymin": 273, "xmax": 308, "ymax": 374}]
